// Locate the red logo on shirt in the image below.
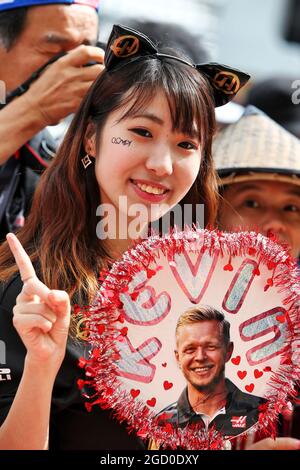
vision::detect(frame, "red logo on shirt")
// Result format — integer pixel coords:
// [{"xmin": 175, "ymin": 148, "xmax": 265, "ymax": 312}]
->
[{"xmin": 231, "ymin": 416, "xmax": 247, "ymax": 428}]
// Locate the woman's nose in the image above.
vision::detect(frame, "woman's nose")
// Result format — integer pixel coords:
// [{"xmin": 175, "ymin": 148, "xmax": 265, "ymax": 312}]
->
[{"xmin": 145, "ymin": 146, "xmax": 173, "ymax": 177}]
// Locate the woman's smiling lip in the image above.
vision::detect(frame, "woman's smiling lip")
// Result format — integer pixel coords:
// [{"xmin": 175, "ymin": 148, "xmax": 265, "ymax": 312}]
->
[
  {"xmin": 131, "ymin": 178, "xmax": 169, "ymax": 191},
  {"xmin": 130, "ymin": 179, "xmax": 170, "ymax": 203}
]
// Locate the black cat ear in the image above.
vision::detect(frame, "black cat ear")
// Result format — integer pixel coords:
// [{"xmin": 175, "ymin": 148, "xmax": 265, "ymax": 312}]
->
[
  {"xmin": 196, "ymin": 63, "xmax": 250, "ymax": 107},
  {"xmin": 104, "ymin": 25, "xmax": 251, "ymax": 108},
  {"xmin": 105, "ymin": 24, "xmax": 158, "ymax": 71}
]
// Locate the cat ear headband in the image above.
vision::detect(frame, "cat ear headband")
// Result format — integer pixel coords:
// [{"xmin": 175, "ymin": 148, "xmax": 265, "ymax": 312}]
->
[{"xmin": 105, "ymin": 24, "xmax": 250, "ymax": 108}]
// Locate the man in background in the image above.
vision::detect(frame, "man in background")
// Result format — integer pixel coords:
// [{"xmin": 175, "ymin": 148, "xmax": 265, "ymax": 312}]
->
[{"xmin": 0, "ymin": 0, "xmax": 104, "ymax": 238}]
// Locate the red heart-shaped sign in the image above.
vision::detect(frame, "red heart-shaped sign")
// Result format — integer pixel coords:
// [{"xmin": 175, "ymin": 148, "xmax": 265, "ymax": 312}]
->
[
  {"xmin": 163, "ymin": 381, "xmax": 173, "ymax": 390},
  {"xmin": 162, "ymin": 363, "xmax": 167, "ymax": 368},
  {"xmin": 276, "ymin": 314, "xmax": 286, "ymax": 323},
  {"xmin": 254, "ymin": 369, "xmax": 263, "ymax": 379},
  {"xmin": 130, "ymin": 389, "xmax": 140, "ymax": 399},
  {"xmin": 231, "ymin": 356, "xmax": 241, "ymax": 366},
  {"xmin": 147, "ymin": 397, "xmax": 157, "ymax": 407},
  {"xmin": 245, "ymin": 383, "xmax": 254, "ymax": 393},
  {"xmin": 253, "ymin": 267, "xmax": 260, "ymax": 276},
  {"xmin": 237, "ymin": 370, "xmax": 247, "ymax": 380},
  {"xmin": 223, "ymin": 263, "xmax": 233, "ymax": 271},
  {"xmin": 267, "ymin": 261, "xmax": 277, "ymax": 270}
]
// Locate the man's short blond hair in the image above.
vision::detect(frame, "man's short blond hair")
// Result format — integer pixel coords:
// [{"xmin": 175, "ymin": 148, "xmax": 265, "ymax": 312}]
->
[{"xmin": 175, "ymin": 305, "xmax": 231, "ymax": 345}]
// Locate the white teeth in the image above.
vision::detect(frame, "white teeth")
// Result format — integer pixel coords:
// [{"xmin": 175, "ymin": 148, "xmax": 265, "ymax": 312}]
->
[
  {"xmin": 194, "ymin": 367, "xmax": 210, "ymax": 372},
  {"xmin": 135, "ymin": 182, "xmax": 165, "ymax": 195}
]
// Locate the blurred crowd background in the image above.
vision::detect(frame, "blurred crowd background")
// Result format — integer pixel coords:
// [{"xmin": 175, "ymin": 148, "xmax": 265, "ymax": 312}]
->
[
  {"xmin": 99, "ymin": 0, "xmax": 300, "ymax": 78},
  {"xmin": 97, "ymin": 0, "xmax": 300, "ymax": 133}
]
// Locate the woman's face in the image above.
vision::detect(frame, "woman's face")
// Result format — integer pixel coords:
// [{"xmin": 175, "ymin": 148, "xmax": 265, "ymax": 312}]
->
[{"xmin": 94, "ymin": 90, "xmax": 202, "ymax": 237}]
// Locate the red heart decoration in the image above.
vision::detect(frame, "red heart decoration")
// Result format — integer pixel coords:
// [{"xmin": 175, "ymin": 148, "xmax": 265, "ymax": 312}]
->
[
  {"xmin": 130, "ymin": 389, "xmax": 140, "ymax": 399},
  {"xmin": 276, "ymin": 314, "xmax": 286, "ymax": 323},
  {"xmin": 223, "ymin": 263, "xmax": 233, "ymax": 271},
  {"xmin": 248, "ymin": 247, "xmax": 256, "ymax": 256},
  {"xmin": 267, "ymin": 261, "xmax": 277, "ymax": 270},
  {"xmin": 237, "ymin": 370, "xmax": 247, "ymax": 380},
  {"xmin": 147, "ymin": 268, "xmax": 156, "ymax": 279},
  {"xmin": 162, "ymin": 362, "xmax": 167, "ymax": 368},
  {"xmin": 163, "ymin": 381, "xmax": 173, "ymax": 390},
  {"xmin": 231, "ymin": 356, "xmax": 241, "ymax": 366},
  {"xmin": 97, "ymin": 324, "xmax": 105, "ymax": 335},
  {"xmin": 264, "ymin": 366, "xmax": 272, "ymax": 372},
  {"xmin": 253, "ymin": 267, "xmax": 260, "ymax": 276},
  {"xmin": 117, "ymin": 313, "xmax": 125, "ymax": 323},
  {"xmin": 254, "ymin": 369, "xmax": 263, "ymax": 379},
  {"xmin": 121, "ymin": 327, "xmax": 128, "ymax": 336},
  {"xmin": 147, "ymin": 397, "xmax": 156, "ymax": 407},
  {"xmin": 130, "ymin": 292, "xmax": 139, "ymax": 301},
  {"xmin": 245, "ymin": 383, "xmax": 254, "ymax": 393}
]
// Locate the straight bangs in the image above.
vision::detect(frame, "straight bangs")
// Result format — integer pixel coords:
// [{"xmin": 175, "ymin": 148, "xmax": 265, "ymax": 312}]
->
[{"xmin": 111, "ymin": 57, "xmax": 215, "ymax": 149}]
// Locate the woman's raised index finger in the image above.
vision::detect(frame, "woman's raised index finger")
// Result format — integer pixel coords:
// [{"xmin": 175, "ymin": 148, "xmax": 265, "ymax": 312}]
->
[{"xmin": 6, "ymin": 233, "xmax": 36, "ymax": 282}]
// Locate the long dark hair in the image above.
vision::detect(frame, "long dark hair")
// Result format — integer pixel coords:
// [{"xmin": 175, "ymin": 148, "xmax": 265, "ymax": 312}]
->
[{"xmin": 0, "ymin": 54, "xmax": 218, "ymax": 303}]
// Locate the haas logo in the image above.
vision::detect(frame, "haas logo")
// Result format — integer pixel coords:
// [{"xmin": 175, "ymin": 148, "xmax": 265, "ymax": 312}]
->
[
  {"xmin": 110, "ymin": 35, "xmax": 140, "ymax": 58},
  {"xmin": 213, "ymin": 71, "xmax": 240, "ymax": 94}
]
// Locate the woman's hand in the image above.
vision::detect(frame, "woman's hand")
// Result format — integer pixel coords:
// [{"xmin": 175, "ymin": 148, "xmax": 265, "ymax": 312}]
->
[{"xmin": 6, "ymin": 233, "xmax": 70, "ymax": 370}]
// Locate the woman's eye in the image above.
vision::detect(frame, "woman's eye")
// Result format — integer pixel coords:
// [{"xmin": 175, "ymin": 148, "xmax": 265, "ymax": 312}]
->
[
  {"xmin": 129, "ymin": 128, "xmax": 152, "ymax": 138},
  {"xmin": 244, "ymin": 199, "xmax": 259, "ymax": 209},
  {"xmin": 178, "ymin": 141, "xmax": 198, "ymax": 150}
]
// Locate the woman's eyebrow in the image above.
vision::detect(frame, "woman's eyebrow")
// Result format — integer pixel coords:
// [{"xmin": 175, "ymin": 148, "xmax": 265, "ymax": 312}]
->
[
  {"xmin": 130, "ymin": 113, "xmax": 164, "ymax": 125},
  {"xmin": 130, "ymin": 113, "xmax": 199, "ymax": 139}
]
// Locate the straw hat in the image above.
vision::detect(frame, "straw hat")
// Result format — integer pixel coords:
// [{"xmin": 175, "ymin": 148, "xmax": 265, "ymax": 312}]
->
[{"xmin": 213, "ymin": 105, "xmax": 300, "ymax": 186}]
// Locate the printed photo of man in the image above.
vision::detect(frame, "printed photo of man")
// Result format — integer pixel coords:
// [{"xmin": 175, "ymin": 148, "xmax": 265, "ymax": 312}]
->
[{"xmin": 156, "ymin": 306, "xmax": 266, "ymax": 436}]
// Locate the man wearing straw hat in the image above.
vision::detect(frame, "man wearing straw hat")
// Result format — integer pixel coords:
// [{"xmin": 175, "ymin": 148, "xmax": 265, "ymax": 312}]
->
[
  {"xmin": 213, "ymin": 105, "xmax": 300, "ymax": 450},
  {"xmin": 214, "ymin": 105, "xmax": 300, "ymax": 259}
]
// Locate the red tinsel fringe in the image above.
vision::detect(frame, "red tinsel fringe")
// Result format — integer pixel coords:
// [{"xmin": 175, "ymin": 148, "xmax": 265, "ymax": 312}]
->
[{"xmin": 79, "ymin": 228, "xmax": 300, "ymax": 449}]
